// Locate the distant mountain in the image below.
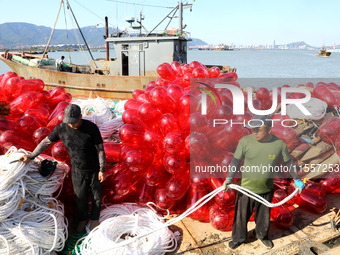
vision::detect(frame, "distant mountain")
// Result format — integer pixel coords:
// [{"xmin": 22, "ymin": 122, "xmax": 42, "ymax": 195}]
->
[
  {"xmin": 0, "ymin": 22, "xmax": 114, "ymax": 48},
  {"xmin": 0, "ymin": 23, "xmax": 50, "ymax": 47},
  {"xmin": 284, "ymin": 41, "xmax": 317, "ymax": 50},
  {"xmin": 0, "ymin": 22, "xmax": 206, "ymax": 48}
]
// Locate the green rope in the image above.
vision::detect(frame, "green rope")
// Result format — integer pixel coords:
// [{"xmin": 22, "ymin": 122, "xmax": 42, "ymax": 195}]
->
[
  {"xmin": 111, "ymin": 101, "xmax": 119, "ymax": 111},
  {"xmin": 110, "ymin": 101, "xmax": 123, "ymax": 115},
  {"xmin": 60, "ymin": 232, "xmax": 88, "ymax": 255}
]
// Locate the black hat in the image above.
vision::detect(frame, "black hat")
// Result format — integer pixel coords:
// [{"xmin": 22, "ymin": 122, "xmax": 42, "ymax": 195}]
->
[
  {"xmin": 245, "ymin": 114, "xmax": 272, "ymax": 128},
  {"xmin": 39, "ymin": 159, "xmax": 58, "ymax": 178},
  {"xmin": 63, "ymin": 104, "xmax": 81, "ymax": 124}
]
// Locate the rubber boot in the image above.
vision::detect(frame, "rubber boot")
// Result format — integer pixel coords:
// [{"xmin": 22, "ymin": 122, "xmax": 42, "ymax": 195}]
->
[
  {"xmin": 90, "ymin": 220, "xmax": 99, "ymax": 231},
  {"xmin": 77, "ymin": 220, "xmax": 87, "ymax": 233}
]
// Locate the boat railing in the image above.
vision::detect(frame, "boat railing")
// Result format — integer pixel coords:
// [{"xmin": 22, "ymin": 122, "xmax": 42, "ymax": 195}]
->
[{"xmin": 109, "ymin": 30, "xmax": 191, "ymax": 40}]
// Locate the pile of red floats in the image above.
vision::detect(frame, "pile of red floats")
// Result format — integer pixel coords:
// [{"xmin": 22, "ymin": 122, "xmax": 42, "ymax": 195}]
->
[
  {"xmin": 0, "ymin": 71, "xmax": 76, "ymax": 219},
  {"xmin": 0, "ymin": 72, "xmax": 72, "ymax": 156},
  {"xmin": 1, "ymin": 61, "xmax": 340, "ymax": 231},
  {"xmin": 101, "ymin": 61, "xmax": 340, "ymax": 231}
]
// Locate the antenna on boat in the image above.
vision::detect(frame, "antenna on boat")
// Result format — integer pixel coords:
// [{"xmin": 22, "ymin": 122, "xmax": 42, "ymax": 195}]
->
[
  {"xmin": 135, "ymin": 11, "xmax": 144, "ymax": 35},
  {"xmin": 125, "ymin": 11, "xmax": 145, "ymax": 35}
]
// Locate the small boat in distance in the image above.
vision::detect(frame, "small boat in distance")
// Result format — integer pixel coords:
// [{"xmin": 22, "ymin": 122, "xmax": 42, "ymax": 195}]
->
[
  {"xmin": 315, "ymin": 46, "xmax": 331, "ymax": 57},
  {"xmin": 212, "ymin": 44, "xmax": 234, "ymax": 51}
]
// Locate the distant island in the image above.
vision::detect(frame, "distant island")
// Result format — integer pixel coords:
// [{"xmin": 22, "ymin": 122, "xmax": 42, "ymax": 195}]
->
[
  {"xmin": 0, "ymin": 22, "xmax": 337, "ymax": 51},
  {"xmin": 189, "ymin": 41, "xmax": 338, "ymax": 51}
]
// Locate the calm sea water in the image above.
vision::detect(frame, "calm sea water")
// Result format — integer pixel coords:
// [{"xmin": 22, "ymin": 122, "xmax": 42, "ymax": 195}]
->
[
  {"xmin": 189, "ymin": 49, "xmax": 340, "ymax": 78},
  {"xmin": 1, "ymin": 49, "xmax": 339, "ymax": 88}
]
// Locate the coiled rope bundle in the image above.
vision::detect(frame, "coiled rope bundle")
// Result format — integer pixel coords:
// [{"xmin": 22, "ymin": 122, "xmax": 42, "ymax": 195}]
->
[
  {"xmin": 77, "ymin": 203, "xmax": 177, "ymax": 255},
  {"xmin": 0, "ymin": 147, "xmax": 69, "ymax": 255},
  {"xmin": 72, "ymin": 98, "xmax": 124, "ymax": 139},
  {"xmin": 113, "ymin": 100, "xmax": 127, "ymax": 115},
  {"xmin": 72, "ymin": 98, "xmax": 115, "ymax": 125}
]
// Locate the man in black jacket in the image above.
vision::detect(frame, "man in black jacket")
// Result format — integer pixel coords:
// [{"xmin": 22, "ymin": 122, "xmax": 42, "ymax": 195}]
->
[{"xmin": 21, "ymin": 104, "xmax": 106, "ymax": 233}]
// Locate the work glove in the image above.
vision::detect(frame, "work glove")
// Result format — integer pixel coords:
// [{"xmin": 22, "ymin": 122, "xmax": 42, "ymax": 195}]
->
[
  {"xmin": 294, "ymin": 179, "xmax": 305, "ymax": 194},
  {"xmin": 223, "ymin": 178, "xmax": 233, "ymax": 192}
]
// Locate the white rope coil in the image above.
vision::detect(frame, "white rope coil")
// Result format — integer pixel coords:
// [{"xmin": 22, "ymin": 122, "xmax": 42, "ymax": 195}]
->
[
  {"xmin": 0, "ymin": 147, "xmax": 69, "ymax": 255},
  {"xmin": 77, "ymin": 203, "xmax": 177, "ymax": 255},
  {"xmin": 99, "ymin": 203, "xmax": 143, "ymax": 222},
  {"xmin": 97, "ymin": 117, "xmax": 124, "ymax": 140},
  {"xmin": 72, "ymin": 98, "xmax": 115, "ymax": 125},
  {"xmin": 286, "ymin": 97, "xmax": 327, "ymax": 120},
  {"xmin": 0, "ymin": 234, "xmax": 9, "ymax": 255},
  {"xmin": 113, "ymin": 100, "xmax": 127, "ymax": 115},
  {"xmin": 23, "ymin": 163, "xmax": 67, "ymax": 196}
]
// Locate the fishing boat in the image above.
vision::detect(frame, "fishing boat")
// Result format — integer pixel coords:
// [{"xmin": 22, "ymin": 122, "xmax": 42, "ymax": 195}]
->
[
  {"xmin": 0, "ymin": 0, "xmax": 233, "ymax": 100},
  {"xmin": 212, "ymin": 44, "xmax": 233, "ymax": 51},
  {"xmin": 315, "ymin": 46, "xmax": 331, "ymax": 57}
]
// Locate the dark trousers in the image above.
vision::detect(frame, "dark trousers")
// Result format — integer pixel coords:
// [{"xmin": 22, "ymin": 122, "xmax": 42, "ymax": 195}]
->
[
  {"xmin": 232, "ymin": 190, "xmax": 274, "ymax": 243},
  {"xmin": 71, "ymin": 170, "xmax": 102, "ymax": 221}
]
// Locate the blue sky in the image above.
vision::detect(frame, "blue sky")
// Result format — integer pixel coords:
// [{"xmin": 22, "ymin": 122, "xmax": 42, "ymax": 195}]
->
[{"xmin": 0, "ymin": 0, "xmax": 339, "ymax": 47}]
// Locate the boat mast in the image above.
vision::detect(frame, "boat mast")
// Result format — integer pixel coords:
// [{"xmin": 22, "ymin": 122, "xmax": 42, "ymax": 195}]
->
[
  {"xmin": 41, "ymin": 0, "xmax": 64, "ymax": 60},
  {"xmin": 65, "ymin": 0, "xmax": 95, "ymax": 62},
  {"xmin": 179, "ymin": 1, "xmax": 183, "ymax": 34},
  {"xmin": 105, "ymin": 16, "xmax": 109, "ymax": 61}
]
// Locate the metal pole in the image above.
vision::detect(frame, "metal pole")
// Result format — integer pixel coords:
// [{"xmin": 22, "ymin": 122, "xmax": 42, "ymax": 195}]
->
[
  {"xmin": 147, "ymin": 6, "xmax": 178, "ymax": 36},
  {"xmin": 66, "ymin": 0, "xmax": 95, "ymax": 61},
  {"xmin": 139, "ymin": 11, "xmax": 142, "ymax": 36},
  {"xmin": 179, "ymin": 1, "xmax": 183, "ymax": 33},
  {"xmin": 105, "ymin": 16, "xmax": 109, "ymax": 61},
  {"xmin": 165, "ymin": 8, "xmax": 178, "ymax": 30},
  {"xmin": 41, "ymin": 0, "xmax": 64, "ymax": 60}
]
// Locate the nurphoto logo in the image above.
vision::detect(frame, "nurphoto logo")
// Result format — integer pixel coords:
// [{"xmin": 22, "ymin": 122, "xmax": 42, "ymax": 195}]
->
[{"xmin": 199, "ymin": 83, "xmax": 312, "ymax": 128}]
